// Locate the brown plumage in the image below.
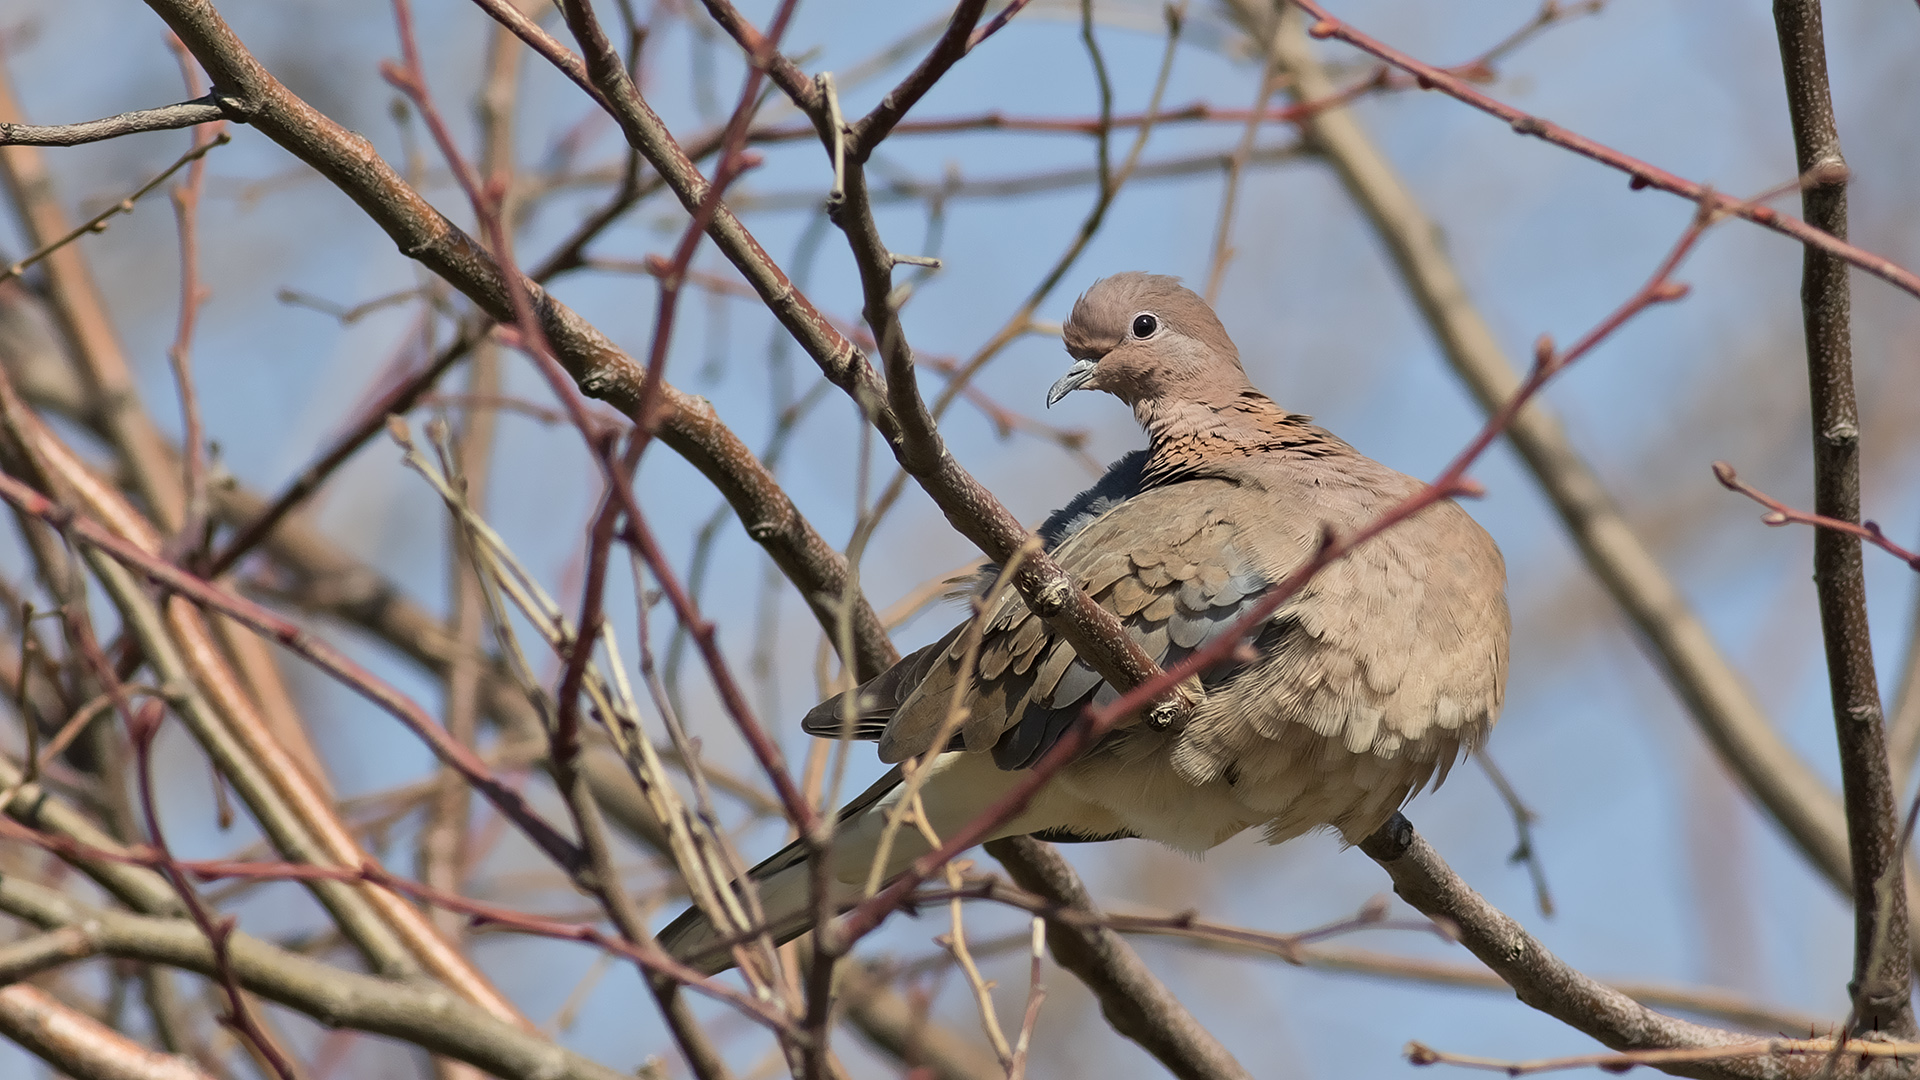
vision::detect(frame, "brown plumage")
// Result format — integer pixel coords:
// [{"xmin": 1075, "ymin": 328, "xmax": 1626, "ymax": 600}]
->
[{"xmin": 660, "ymin": 273, "xmax": 1509, "ymax": 974}]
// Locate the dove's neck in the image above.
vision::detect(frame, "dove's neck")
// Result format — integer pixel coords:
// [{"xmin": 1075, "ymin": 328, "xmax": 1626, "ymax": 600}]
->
[{"xmin": 1136, "ymin": 388, "xmax": 1338, "ymax": 485}]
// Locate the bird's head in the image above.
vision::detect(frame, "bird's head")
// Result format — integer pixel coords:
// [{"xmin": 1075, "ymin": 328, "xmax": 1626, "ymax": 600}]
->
[{"xmin": 1049, "ymin": 272, "xmax": 1247, "ymax": 409}]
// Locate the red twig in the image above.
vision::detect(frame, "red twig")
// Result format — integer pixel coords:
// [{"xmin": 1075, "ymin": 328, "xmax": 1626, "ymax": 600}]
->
[
  {"xmin": 380, "ymin": 0, "xmax": 486, "ymax": 210},
  {"xmin": 162, "ymin": 35, "xmax": 223, "ymax": 558},
  {"xmin": 579, "ymin": 255, "xmax": 757, "ymax": 297},
  {"xmin": 463, "ymin": 0, "xmax": 614, "ymax": 114},
  {"xmin": 691, "ymin": 0, "xmax": 818, "ymax": 112},
  {"xmin": 206, "ymin": 318, "xmax": 487, "ymax": 578},
  {"xmin": 208, "ymin": 0, "xmax": 667, "ymax": 581},
  {"xmin": 1289, "ymin": 0, "xmax": 1920, "ymax": 303},
  {"xmin": 550, "ymin": 0, "xmax": 794, "ymax": 789},
  {"xmin": 555, "ymin": 0, "xmax": 820, "ymax": 832},
  {"xmin": 375, "ymin": 28, "xmax": 811, "ymax": 1078},
  {"xmin": 67, "ymin": 625, "xmax": 301, "ymax": 1080},
  {"xmin": 129, "ymin": 714, "xmax": 299, "ymax": 1080},
  {"xmin": 385, "ymin": 0, "xmax": 622, "ymax": 779},
  {"xmin": 1712, "ymin": 462, "xmax": 1920, "ymax": 572}
]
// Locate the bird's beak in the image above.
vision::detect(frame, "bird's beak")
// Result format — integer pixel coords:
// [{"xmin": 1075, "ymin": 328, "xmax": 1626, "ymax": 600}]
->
[{"xmin": 1046, "ymin": 356, "xmax": 1099, "ymax": 407}]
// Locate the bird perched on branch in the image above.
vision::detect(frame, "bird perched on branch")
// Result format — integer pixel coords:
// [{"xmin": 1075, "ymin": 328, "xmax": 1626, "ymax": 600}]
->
[{"xmin": 661, "ymin": 272, "xmax": 1508, "ymax": 974}]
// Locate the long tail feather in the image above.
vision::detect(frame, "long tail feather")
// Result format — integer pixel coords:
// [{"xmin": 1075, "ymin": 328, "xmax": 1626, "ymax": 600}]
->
[{"xmin": 658, "ymin": 753, "xmax": 1121, "ymax": 975}]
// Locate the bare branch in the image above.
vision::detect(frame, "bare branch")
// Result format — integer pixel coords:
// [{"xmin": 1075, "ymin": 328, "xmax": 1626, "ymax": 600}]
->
[
  {"xmin": 1713, "ymin": 462, "xmax": 1920, "ymax": 571},
  {"xmin": 0, "ymin": 93, "xmax": 234, "ymax": 147},
  {"xmin": 1403, "ymin": 1037, "xmax": 1920, "ymax": 1078},
  {"xmin": 0, "ymin": 983, "xmax": 217, "ymax": 1080},
  {"xmin": 1362, "ymin": 816, "xmax": 1804, "ymax": 1080},
  {"xmin": 1772, "ymin": 0, "xmax": 1912, "ymax": 1037}
]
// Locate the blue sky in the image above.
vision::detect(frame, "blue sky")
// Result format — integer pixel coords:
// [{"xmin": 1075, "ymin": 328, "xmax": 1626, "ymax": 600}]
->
[{"xmin": 1, "ymin": 0, "xmax": 1918, "ymax": 1076}]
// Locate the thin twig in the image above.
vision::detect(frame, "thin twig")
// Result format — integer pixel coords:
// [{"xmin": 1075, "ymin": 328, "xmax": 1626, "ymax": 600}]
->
[
  {"xmin": 0, "ymin": 132, "xmax": 229, "ymax": 285},
  {"xmin": 0, "ymin": 94, "xmax": 233, "ymax": 146},
  {"xmin": 1475, "ymin": 751, "xmax": 1555, "ymax": 917},
  {"xmin": 1712, "ymin": 463, "xmax": 1919, "ymax": 572},
  {"xmin": 1403, "ymin": 1036, "xmax": 1920, "ymax": 1077},
  {"xmin": 162, "ymin": 36, "xmax": 225, "ymax": 558}
]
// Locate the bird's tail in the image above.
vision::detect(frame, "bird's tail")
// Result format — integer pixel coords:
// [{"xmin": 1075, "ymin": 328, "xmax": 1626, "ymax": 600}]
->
[
  {"xmin": 658, "ymin": 752, "xmax": 1101, "ymax": 975},
  {"xmin": 653, "ymin": 832, "xmax": 854, "ymax": 976},
  {"xmin": 656, "ymin": 765, "xmax": 914, "ymax": 976}
]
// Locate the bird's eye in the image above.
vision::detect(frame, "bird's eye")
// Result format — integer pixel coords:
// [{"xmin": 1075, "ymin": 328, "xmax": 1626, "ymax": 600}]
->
[{"xmin": 1131, "ymin": 313, "xmax": 1158, "ymax": 338}]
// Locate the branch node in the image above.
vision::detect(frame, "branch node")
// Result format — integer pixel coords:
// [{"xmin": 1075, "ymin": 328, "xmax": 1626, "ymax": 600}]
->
[
  {"xmin": 1804, "ymin": 158, "xmax": 1850, "ymax": 189},
  {"xmin": 1145, "ymin": 697, "xmax": 1180, "ymax": 731},
  {"xmin": 1822, "ymin": 418, "xmax": 1860, "ymax": 446},
  {"xmin": 1028, "ymin": 576, "xmax": 1072, "ymax": 617}
]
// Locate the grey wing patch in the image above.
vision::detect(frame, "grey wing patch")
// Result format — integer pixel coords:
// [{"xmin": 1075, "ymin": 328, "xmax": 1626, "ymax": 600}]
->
[
  {"xmin": 802, "ymin": 630, "xmax": 961, "ymax": 741},
  {"xmin": 992, "ymin": 702, "xmax": 1084, "ymax": 770},
  {"xmin": 990, "ymin": 523, "xmax": 1272, "ymax": 771},
  {"xmin": 1043, "ymin": 657, "xmax": 1103, "ymax": 709},
  {"xmin": 872, "ymin": 480, "xmax": 1279, "ymax": 773},
  {"xmin": 1167, "ymin": 562, "xmax": 1269, "ymax": 656}
]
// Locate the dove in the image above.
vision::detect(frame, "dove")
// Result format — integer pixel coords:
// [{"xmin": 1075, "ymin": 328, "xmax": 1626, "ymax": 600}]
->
[{"xmin": 660, "ymin": 273, "xmax": 1508, "ymax": 974}]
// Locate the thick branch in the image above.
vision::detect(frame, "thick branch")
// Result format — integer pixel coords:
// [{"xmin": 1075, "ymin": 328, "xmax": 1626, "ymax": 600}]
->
[
  {"xmin": 1772, "ymin": 0, "xmax": 1911, "ymax": 1037},
  {"xmin": 0, "ymin": 983, "xmax": 216, "ymax": 1080},
  {"xmin": 846, "ymin": 0, "xmax": 990, "ymax": 157},
  {"xmin": 1360, "ymin": 816, "xmax": 1806, "ymax": 1080}
]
